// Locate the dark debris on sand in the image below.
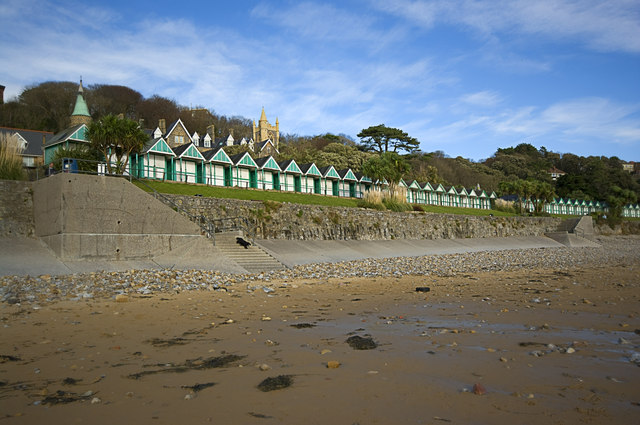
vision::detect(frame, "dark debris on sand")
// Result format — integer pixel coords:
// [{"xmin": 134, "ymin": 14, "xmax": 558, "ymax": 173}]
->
[{"xmin": 257, "ymin": 375, "xmax": 294, "ymax": 392}]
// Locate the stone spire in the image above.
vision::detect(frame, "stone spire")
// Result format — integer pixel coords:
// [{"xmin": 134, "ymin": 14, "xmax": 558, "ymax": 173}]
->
[{"xmin": 70, "ymin": 78, "xmax": 92, "ymax": 127}]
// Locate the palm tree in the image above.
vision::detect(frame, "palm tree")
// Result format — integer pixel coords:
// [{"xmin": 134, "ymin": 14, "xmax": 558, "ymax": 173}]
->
[{"xmin": 87, "ymin": 115, "xmax": 147, "ymax": 174}]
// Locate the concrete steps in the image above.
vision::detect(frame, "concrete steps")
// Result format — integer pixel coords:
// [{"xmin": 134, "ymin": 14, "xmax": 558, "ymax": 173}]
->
[{"xmin": 214, "ymin": 231, "xmax": 287, "ymax": 273}]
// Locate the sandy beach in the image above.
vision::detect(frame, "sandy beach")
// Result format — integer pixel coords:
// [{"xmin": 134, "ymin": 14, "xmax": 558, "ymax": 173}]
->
[{"xmin": 1, "ymin": 236, "xmax": 640, "ymax": 424}]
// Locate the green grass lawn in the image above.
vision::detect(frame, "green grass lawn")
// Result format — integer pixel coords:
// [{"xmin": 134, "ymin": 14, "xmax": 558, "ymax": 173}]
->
[
  {"xmin": 134, "ymin": 180, "xmax": 360, "ymax": 207},
  {"xmin": 134, "ymin": 179, "xmax": 520, "ymax": 217}
]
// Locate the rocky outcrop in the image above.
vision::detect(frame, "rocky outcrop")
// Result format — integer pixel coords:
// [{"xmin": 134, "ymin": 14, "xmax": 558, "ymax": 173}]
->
[{"xmin": 165, "ymin": 195, "xmax": 563, "ymax": 241}]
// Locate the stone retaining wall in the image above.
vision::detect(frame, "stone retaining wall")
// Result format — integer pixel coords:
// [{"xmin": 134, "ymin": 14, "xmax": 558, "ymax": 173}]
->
[
  {"xmin": 0, "ymin": 180, "xmax": 34, "ymax": 237},
  {"xmin": 165, "ymin": 195, "xmax": 563, "ymax": 240}
]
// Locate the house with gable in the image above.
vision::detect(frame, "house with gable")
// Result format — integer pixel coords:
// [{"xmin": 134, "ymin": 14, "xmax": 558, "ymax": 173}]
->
[
  {"xmin": 0, "ymin": 126, "xmax": 52, "ymax": 169},
  {"xmin": 43, "ymin": 80, "xmax": 92, "ymax": 164}
]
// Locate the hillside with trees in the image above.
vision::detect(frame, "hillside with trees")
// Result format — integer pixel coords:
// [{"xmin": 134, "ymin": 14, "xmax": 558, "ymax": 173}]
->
[{"xmin": 2, "ymin": 81, "xmax": 638, "ymax": 212}]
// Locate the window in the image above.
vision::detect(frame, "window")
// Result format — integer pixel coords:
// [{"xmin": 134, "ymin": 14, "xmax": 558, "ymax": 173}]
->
[
  {"xmin": 174, "ymin": 135, "xmax": 184, "ymax": 144},
  {"xmin": 204, "ymin": 139, "xmax": 210, "ymax": 148}
]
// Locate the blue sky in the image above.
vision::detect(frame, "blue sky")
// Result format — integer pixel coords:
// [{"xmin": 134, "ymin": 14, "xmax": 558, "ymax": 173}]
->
[{"xmin": 1, "ymin": 0, "xmax": 639, "ymax": 161}]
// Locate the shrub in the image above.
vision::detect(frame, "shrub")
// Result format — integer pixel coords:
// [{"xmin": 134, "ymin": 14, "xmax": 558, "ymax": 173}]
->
[
  {"xmin": 382, "ymin": 198, "xmax": 412, "ymax": 212},
  {"xmin": 263, "ymin": 200, "xmax": 282, "ymax": 213},
  {"xmin": 357, "ymin": 199, "xmax": 387, "ymax": 210},
  {"xmin": 493, "ymin": 198, "xmax": 516, "ymax": 214},
  {"xmin": 0, "ymin": 133, "xmax": 26, "ymax": 180}
]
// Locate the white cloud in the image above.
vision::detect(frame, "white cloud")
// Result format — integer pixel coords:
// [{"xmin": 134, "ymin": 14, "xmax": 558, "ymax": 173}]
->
[
  {"xmin": 460, "ymin": 91, "xmax": 503, "ymax": 107},
  {"xmin": 371, "ymin": 0, "xmax": 640, "ymax": 53}
]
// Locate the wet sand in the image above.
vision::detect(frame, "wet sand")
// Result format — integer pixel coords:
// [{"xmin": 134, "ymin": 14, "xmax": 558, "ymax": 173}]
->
[{"xmin": 1, "ymin": 264, "xmax": 639, "ymax": 424}]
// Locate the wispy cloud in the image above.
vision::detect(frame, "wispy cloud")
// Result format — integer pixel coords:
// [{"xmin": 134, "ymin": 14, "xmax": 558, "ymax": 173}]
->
[{"xmin": 371, "ymin": 0, "xmax": 640, "ymax": 53}]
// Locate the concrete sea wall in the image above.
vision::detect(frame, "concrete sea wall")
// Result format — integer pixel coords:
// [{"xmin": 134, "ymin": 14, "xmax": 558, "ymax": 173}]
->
[{"xmin": 0, "ymin": 180, "xmax": 34, "ymax": 237}]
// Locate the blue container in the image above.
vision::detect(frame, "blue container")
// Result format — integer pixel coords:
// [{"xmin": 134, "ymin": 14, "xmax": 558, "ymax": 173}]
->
[{"xmin": 62, "ymin": 158, "xmax": 78, "ymax": 173}]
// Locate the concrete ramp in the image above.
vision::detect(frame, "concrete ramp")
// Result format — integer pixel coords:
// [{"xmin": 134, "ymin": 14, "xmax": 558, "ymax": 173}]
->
[
  {"xmin": 544, "ymin": 232, "xmax": 600, "ymax": 248},
  {"xmin": 258, "ymin": 236, "xmax": 567, "ymax": 267},
  {"xmin": 32, "ymin": 174, "xmax": 204, "ymax": 261}
]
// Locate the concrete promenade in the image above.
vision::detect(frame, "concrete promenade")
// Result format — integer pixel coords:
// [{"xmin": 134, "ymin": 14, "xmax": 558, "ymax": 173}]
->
[{"xmin": 0, "ymin": 234, "xmax": 590, "ymax": 277}]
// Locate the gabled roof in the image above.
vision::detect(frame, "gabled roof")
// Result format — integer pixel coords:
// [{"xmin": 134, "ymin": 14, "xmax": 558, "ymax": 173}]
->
[
  {"xmin": 434, "ymin": 183, "xmax": 445, "ymax": 192},
  {"xmin": 256, "ymin": 139, "xmax": 279, "ymax": 153},
  {"xmin": 458, "ymin": 187, "xmax": 469, "ymax": 196},
  {"xmin": 143, "ymin": 137, "xmax": 175, "ymax": 156},
  {"xmin": 230, "ymin": 151, "xmax": 257, "ymax": 168},
  {"xmin": 354, "ymin": 172, "xmax": 372, "ymax": 183},
  {"xmin": 165, "ymin": 118, "xmax": 190, "ymax": 138},
  {"xmin": 408, "ymin": 180, "xmax": 421, "ymax": 190},
  {"xmin": 0, "ymin": 126, "xmax": 52, "ymax": 157},
  {"xmin": 278, "ymin": 159, "xmax": 301, "ymax": 174},
  {"xmin": 318, "ymin": 165, "xmax": 340, "ymax": 179},
  {"xmin": 421, "ymin": 182, "xmax": 433, "ymax": 191},
  {"xmin": 446, "ymin": 186, "xmax": 458, "ymax": 195},
  {"xmin": 337, "ymin": 168, "xmax": 357, "ymax": 181},
  {"xmin": 172, "ymin": 142, "xmax": 205, "ymax": 160},
  {"xmin": 299, "ymin": 162, "xmax": 321, "ymax": 176},
  {"xmin": 203, "ymin": 147, "xmax": 232, "ymax": 164},
  {"xmin": 255, "ymin": 156, "xmax": 281, "ymax": 171},
  {"xmin": 43, "ymin": 124, "xmax": 89, "ymax": 148}
]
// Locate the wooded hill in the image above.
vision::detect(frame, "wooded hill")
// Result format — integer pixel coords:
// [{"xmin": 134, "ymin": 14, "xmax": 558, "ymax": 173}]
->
[{"xmin": 1, "ymin": 81, "xmax": 638, "ymax": 203}]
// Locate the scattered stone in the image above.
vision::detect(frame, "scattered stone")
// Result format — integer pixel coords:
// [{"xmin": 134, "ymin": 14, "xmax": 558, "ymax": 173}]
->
[
  {"xmin": 565, "ymin": 347, "xmax": 576, "ymax": 354},
  {"xmin": 327, "ymin": 361, "xmax": 341, "ymax": 369},
  {"xmin": 472, "ymin": 383, "xmax": 486, "ymax": 395},
  {"xmin": 346, "ymin": 335, "xmax": 378, "ymax": 350},
  {"xmin": 320, "ymin": 349, "xmax": 332, "ymax": 355},
  {"xmin": 261, "ymin": 316, "xmax": 272, "ymax": 321},
  {"xmin": 90, "ymin": 397, "xmax": 101, "ymax": 404},
  {"xmin": 257, "ymin": 375, "xmax": 293, "ymax": 392},
  {"xmin": 415, "ymin": 287, "xmax": 431, "ymax": 293},
  {"xmin": 115, "ymin": 294, "xmax": 129, "ymax": 303},
  {"xmin": 258, "ymin": 364, "xmax": 271, "ymax": 371}
]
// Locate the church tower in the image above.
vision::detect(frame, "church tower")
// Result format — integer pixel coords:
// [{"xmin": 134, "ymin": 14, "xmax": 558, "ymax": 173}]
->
[
  {"xmin": 69, "ymin": 79, "xmax": 92, "ymax": 127},
  {"xmin": 252, "ymin": 107, "xmax": 279, "ymax": 150}
]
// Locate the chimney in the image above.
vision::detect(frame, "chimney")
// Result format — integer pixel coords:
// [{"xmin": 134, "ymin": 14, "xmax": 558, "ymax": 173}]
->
[
  {"xmin": 0, "ymin": 85, "xmax": 5, "ymax": 104},
  {"xmin": 206, "ymin": 124, "xmax": 215, "ymax": 139},
  {"xmin": 229, "ymin": 128, "xmax": 234, "ymax": 137},
  {"xmin": 138, "ymin": 118, "xmax": 145, "ymax": 128},
  {"xmin": 159, "ymin": 118, "xmax": 166, "ymax": 134}
]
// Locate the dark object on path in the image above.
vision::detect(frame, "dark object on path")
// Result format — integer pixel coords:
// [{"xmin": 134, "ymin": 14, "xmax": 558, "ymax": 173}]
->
[
  {"xmin": 236, "ymin": 237, "xmax": 251, "ymax": 249},
  {"xmin": 249, "ymin": 412, "xmax": 273, "ymax": 419},
  {"xmin": 257, "ymin": 375, "xmax": 294, "ymax": 392},
  {"xmin": 127, "ymin": 354, "xmax": 245, "ymax": 379},
  {"xmin": 346, "ymin": 335, "xmax": 378, "ymax": 350},
  {"xmin": 42, "ymin": 390, "xmax": 93, "ymax": 405},
  {"xmin": 415, "ymin": 287, "xmax": 431, "ymax": 293},
  {"xmin": 290, "ymin": 323, "xmax": 316, "ymax": 329},
  {"xmin": 181, "ymin": 382, "xmax": 216, "ymax": 393}
]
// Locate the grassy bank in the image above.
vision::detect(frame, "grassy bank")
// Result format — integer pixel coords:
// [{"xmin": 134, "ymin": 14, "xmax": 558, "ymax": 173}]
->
[{"xmin": 134, "ymin": 179, "xmax": 516, "ymax": 217}]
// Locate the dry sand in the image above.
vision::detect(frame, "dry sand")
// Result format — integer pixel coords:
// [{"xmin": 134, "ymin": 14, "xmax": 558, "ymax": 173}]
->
[{"xmin": 1, "ymin": 263, "xmax": 640, "ymax": 424}]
